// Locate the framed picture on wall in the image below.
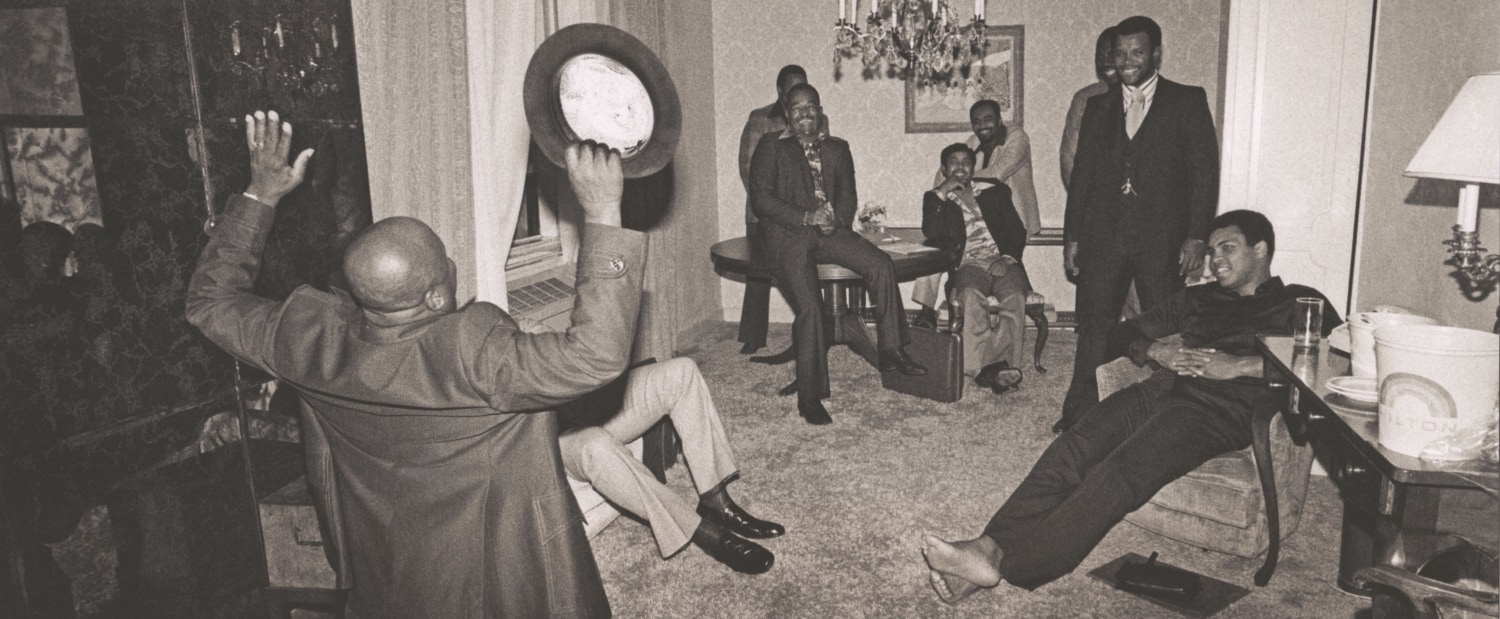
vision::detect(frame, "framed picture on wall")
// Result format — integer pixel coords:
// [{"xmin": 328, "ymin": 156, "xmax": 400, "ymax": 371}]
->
[{"xmin": 904, "ymin": 25, "xmax": 1024, "ymax": 133}]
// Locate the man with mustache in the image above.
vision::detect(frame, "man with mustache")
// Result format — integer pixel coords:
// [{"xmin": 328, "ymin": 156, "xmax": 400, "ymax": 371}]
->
[
  {"xmin": 1058, "ymin": 15, "xmax": 1221, "ymax": 433},
  {"xmin": 910, "ymin": 99, "xmax": 1040, "ymax": 332},
  {"xmin": 749, "ymin": 83, "xmax": 925, "ymax": 425}
]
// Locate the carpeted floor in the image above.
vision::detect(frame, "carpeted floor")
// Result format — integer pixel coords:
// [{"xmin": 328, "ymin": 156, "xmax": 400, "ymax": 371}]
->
[{"xmin": 586, "ymin": 322, "xmax": 1371, "ymax": 618}]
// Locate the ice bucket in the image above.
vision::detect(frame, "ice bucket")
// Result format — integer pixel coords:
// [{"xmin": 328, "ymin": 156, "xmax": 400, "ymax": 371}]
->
[{"xmin": 1374, "ymin": 325, "xmax": 1499, "ymax": 459}]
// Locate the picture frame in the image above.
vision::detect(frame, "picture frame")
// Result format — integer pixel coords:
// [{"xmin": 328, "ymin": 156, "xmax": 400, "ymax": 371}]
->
[{"xmin": 904, "ymin": 25, "xmax": 1024, "ymax": 133}]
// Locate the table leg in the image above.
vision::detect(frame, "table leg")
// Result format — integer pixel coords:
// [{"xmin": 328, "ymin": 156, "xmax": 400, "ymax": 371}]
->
[{"xmin": 826, "ymin": 281, "xmax": 879, "ymax": 367}]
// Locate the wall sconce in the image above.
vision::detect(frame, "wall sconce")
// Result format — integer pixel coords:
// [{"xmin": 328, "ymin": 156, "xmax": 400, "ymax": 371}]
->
[
  {"xmin": 1405, "ymin": 72, "xmax": 1500, "ymax": 290},
  {"xmin": 229, "ymin": 14, "xmax": 344, "ymax": 97}
]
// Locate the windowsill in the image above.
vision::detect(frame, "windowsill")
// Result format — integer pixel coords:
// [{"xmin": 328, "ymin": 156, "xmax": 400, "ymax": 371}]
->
[{"xmin": 505, "ymin": 235, "xmax": 565, "ymax": 280}]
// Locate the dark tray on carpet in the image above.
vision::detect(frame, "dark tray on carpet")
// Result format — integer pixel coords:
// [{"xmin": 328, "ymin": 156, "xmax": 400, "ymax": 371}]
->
[{"xmin": 1088, "ymin": 552, "xmax": 1250, "ymax": 617}]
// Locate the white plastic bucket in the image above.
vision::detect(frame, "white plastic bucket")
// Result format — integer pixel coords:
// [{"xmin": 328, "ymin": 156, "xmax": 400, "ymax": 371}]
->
[
  {"xmin": 1374, "ymin": 325, "xmax": 1500, "ymax": 459},
  {"xmin": 1349, "ymin": 312, "xmax": 1438, "ymax": 377}
]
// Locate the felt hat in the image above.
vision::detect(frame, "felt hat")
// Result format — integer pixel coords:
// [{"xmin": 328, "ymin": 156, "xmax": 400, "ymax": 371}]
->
[{"xmin": 523, "ymin": 23, "xmax": 681, "ymax": 178}]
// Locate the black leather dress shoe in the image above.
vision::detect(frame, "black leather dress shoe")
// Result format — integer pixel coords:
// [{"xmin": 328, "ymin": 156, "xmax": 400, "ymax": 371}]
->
[
  {"xmin": 799, "ymin": 400, "xmax": 832, "ymax": 425},
  {"xmin": 878, "ymin": 349, "xmax": 928, "ymax": 375},
  {"xmin": 701, "ymin": 533, "xmax": 775, "ymax": 574},
  {"xmin": 698, "ymin": 502, "xmax": 785, "ymax": 539},
  {"xmin": 912, "ymin": 306, "xmax": 939, "ymax": 330}
]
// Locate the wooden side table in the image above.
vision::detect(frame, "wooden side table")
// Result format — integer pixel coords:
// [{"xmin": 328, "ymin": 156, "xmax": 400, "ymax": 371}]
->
[{"xmin": 1256, "ymin": 336, "xmax": 1499, "ymax": 607}]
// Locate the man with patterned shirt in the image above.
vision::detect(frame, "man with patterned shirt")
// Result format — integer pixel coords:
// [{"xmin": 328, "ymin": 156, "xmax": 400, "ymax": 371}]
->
[
  {"xmin": 735, "ymin": 65, "xmax": 829, "ymax": 354},
  {"xmin": 911, "ymin": 98, "xmax": 1040, "ymax": 330},
  {"xmin": 749, "ymin": 83, "xmax": 924, "ymax": 425},
  {"xmin": 921, "ymin": 143, "xmax": 1030, "ymax": 394}
]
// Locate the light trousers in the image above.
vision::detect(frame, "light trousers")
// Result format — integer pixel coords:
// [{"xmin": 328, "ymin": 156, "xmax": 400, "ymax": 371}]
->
[{"xmin": 559, "ymin": 358, "xmax": 739, "ymax": 557}]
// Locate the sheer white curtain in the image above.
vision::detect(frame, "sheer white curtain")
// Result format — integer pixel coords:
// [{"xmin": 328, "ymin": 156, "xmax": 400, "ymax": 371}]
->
[
  {"xmin": 352, "ymin": 0, "xmax": 606, "ymax": 305},
  {"xmin": 472, "ymin": 0, "xmax": 608, "ymax": 305}
]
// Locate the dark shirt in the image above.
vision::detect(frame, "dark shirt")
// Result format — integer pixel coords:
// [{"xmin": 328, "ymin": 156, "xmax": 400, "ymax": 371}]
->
[{"xmin": 1107, "ymin": 277, "xmax": 1342, "ymax": 409}]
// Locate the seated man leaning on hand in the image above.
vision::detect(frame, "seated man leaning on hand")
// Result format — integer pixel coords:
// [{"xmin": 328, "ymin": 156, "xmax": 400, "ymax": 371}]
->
[
  {"xmin": 920, "ymin": 210, "xmax": 1341, "ymax": 603},
  {"xmin": 921, "ymin": 143, "xmax": 1030, "ymax": 394},
  {"xmin": 557, "ymin": 357, "xmax": 784, "ymax": 575}
]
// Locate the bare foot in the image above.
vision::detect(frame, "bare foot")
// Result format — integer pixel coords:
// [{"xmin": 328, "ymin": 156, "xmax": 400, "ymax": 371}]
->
[{"xmin": 921, "ymin": 534, "xmax": 1002, "ymax": 604}]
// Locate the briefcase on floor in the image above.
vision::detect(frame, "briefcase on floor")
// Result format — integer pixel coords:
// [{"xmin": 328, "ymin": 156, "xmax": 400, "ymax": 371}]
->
[{"xmin": 882, "ymin": 325, "xmax": 962, "ymax": 402}]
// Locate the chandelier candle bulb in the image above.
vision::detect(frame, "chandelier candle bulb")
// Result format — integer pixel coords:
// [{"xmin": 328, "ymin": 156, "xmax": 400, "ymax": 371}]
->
[{"xmin": 840, "ymin": 0, "xmax": 846, "ymax": 23}]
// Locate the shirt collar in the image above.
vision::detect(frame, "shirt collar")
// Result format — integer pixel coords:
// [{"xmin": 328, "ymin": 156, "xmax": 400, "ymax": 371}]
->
[
  {"xmin": 1208, "ymin": 275, "xmax": 1285, "ymax": 298},
  {"xmin": 1122, "ymin": 72, "xmax": 1160, "ymax": 106},
  {"xmin": 781, "ymin": 129, "xmax": 826, "ymax": 143},
  {"xmin": 1253, "ymin": 276, "xmax": 1285, "ymax": 296}
]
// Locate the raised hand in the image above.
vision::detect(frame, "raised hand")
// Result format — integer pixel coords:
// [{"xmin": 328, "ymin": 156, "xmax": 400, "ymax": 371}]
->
[
  {"xmin": 244, "ymin": 110, "xmax": 315, "ymax": 208},
  {"xmin": 1178, "ymin": 238, "xmax": 1206, "ymax": 277},
  {"xmin": 566, "ymin": 140, "xmax": 623, "ymax": 227}
]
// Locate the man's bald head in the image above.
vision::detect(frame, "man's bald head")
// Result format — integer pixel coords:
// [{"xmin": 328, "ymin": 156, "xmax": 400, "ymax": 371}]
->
[{"xmin": 343, "ymin": 217, "xmax": 454, "ymax": 314}]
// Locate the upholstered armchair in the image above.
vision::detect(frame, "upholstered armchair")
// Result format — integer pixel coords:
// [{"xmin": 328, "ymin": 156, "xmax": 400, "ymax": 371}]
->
[{"xmin": 1096, "ymin": 347, "xmax": 1316, "ymax": 586}]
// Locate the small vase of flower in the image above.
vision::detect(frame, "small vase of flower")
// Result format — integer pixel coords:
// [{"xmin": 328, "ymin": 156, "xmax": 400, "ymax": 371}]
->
[{"xmin": 857, "ymin": 202, "xmax": 895, "ymax": 242}]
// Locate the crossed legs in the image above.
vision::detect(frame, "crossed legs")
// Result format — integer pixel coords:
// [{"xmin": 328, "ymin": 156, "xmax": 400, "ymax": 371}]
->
[{"xmin": 559, "ymin": 358, "xmax": 739, "ymax": 556}]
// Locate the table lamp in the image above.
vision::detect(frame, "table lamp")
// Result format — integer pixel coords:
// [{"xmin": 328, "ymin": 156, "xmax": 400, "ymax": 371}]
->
[{"xmin": 1404, "ymin": 72, "xmax": 1500, "ymax": 330}]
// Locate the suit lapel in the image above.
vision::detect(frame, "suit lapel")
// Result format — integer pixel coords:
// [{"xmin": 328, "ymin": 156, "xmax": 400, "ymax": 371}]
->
[{"xmin": 782, "ymin": 136, "xmax": 816, "ymax": 206}]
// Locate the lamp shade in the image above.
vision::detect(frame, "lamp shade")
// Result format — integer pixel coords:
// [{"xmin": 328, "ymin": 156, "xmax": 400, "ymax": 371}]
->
[{"xmin": 1405, "ymin": 72, "xmax": 1500, "ymax": 184}]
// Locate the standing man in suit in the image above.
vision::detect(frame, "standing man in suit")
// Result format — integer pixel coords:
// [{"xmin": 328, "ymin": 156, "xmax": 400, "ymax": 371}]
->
[
  {"xmin": 750, "ymin": 84, "xmax": 925, "ymax": 425},
  {"xmin": 1057, "ymin": 15, "xmax": 1220, "ymax": 433},
  {"xmin": 736, "ymin": 65, "xmax": 828, "ymax": 354}
]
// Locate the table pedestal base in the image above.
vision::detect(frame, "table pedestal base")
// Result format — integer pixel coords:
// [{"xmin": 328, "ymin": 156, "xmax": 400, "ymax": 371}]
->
[{"xmin": 749, "ymin": 279, "xmax": 880, "ymax": 397}]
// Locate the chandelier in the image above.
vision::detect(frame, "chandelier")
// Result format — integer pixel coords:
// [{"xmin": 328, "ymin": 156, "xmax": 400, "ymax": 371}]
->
[
  {"xmin": 834, "ymin": 0, "xmax": 987, "ymax": 86},
  {"xmin": 229, "ymin": 14, "xmax": 347, "ymax": 97}
]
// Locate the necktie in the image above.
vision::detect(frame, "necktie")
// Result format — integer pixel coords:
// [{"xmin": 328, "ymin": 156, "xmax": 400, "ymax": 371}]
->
[{"xmin": 1126, "ymin": 89, "xmax": 1145, "ymax": 139}]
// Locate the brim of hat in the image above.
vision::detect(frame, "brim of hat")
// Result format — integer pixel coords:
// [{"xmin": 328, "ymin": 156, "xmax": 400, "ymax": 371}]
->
[{"xmin": 524, "ymin": 23, "xmax": 681, "ymax": 179}]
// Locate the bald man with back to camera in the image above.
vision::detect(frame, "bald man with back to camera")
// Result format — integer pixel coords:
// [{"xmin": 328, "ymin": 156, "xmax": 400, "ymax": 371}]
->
[{"xmin": 187, "ymin": 111, "xmax": 641, "ymax": 618}]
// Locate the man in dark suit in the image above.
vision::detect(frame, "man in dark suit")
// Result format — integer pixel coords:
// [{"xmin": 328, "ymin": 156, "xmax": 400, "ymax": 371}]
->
[
  {"xmin": 750, "ymin": 83, "xmax": 924, "ymax": 425},
  {"xmin": 735, "ymin": 65, "xmax": 829, "ymax": 354},
  {"xmin": 1057, "ymin": 15, "xmax": 1219, "ymax": 433}
]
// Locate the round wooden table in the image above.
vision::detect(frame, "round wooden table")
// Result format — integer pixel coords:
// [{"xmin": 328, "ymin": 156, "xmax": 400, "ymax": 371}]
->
[{"xmin": 709, "ymin": 229, "xmax": 957, "ymax": 392}]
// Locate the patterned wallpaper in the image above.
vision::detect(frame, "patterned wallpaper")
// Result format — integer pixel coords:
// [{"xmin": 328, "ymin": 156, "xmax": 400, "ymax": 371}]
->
[
  {"xmin": 0, "ymin": 8, "xmax": 83, "ymax": 116},
  {"xmin": 5, "ymin": 128, "xmax": 104, "ymax": 229},
  {"xmin": 711, "ymin": 0, "xmax": 1224, "ymax": 237}
]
